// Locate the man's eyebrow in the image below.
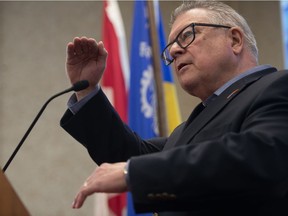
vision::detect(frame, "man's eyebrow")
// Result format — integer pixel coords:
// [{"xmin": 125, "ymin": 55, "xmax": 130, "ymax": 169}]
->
[
  {"xmin": 167, "ymin": 32, "xmax": 177, "ymax": 45},
  {"xmin": 167, "ymin": 24, "xmax": 186, "ymax": 44}
]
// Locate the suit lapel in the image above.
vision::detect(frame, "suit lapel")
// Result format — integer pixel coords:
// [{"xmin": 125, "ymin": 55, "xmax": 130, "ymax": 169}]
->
[{"xmin": 171, "ymin": 67, "xmax": 277, "ymax": 148}]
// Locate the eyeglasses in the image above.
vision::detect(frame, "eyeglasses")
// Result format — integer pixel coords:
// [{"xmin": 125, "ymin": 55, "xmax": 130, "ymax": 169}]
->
[{"xmin": 161, "ymin": 23, "xmax": 231, "ymax": 66}]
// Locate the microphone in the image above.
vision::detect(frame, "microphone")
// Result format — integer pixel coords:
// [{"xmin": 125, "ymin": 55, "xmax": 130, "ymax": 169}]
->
[{"xmin": 2, "ymin": 80, "xmax": 89, "ymax": 172}]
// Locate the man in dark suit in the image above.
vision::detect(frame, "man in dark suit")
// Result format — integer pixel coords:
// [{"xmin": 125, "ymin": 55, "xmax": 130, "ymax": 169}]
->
[{"xmin": 61, "ymin": 1, "xmax": 288, "ymax": 215}]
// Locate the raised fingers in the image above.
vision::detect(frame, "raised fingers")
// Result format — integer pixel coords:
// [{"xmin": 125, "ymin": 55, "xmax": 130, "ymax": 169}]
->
[
  {"xmin": 73, "ymin": 37, "xmax": 86, "ymax": 56},
  {"xmin": 70, "ymin": 37, "xmax": 98, "ymax": 56}
]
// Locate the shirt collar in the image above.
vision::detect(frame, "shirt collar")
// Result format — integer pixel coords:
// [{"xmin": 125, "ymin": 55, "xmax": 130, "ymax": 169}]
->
[{"xmin": 203, "ymin": 65, "xmax": 274, "ymax": 107}]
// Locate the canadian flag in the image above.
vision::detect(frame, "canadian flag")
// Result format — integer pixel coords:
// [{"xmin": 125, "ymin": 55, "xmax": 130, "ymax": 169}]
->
[
  {"xmin": 102, "ymin": 0, "xmax": 130, "ymax": 120},
  {"xmin": 94, "ymin": 0, "xmax": 130, "ymax": 215}
]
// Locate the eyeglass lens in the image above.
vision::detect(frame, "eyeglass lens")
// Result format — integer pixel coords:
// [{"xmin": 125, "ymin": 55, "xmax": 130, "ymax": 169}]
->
[{"xmin": 162, "ymin": 24, "xmax": 195, "ymax": 65}]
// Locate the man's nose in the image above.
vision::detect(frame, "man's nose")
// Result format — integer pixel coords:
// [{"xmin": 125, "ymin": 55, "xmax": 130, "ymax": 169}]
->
[{"xmin": 169, "ymin": 42, "xmax": 185, "ymax": 59}]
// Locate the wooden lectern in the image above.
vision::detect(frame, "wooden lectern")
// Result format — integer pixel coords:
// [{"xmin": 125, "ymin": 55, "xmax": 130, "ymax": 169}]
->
[{"xmin": 0, "ymin": 169, "xmax": 30, "ymax": 215}]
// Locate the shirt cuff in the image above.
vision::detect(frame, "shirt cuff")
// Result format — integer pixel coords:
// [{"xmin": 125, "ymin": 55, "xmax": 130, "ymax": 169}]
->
[{"xmin": 67, "ymin": 84, "xmax": 100, "ymax": 115}]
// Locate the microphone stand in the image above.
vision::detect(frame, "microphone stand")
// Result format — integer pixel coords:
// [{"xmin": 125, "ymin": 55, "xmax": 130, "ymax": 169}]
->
[{"xmin": 2, "ymin": 80, "xmax": 89, "ymax": 172}]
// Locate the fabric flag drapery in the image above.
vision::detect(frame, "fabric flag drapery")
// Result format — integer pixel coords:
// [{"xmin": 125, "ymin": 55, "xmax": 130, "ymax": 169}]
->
[
  {"xmin": 128, "ymin": 0, "xmax": 181, "ymax": 215},
  {"xmin": 128, "ymin": 0, "xmax": 157, "ymax": 215},
  {"xmin": 96, "ymin": 0, "xmax": 130, "ymax": 215},
  {"xmin": 281, "ymin": 1, "xmax": 288, "ymax": 69},
  {"xmin": 153, "ymin": 0, "xmax": 182, "ymax": 135},
  {"xmin": 129, "ymin": 1, "xmax": 158, "ymax": 137},
  {"xmin": 102, "ymin": 0, "xmax": 130, "ymax": 120}
]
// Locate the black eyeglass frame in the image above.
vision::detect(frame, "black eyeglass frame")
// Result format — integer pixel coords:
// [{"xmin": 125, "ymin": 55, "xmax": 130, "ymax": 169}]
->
[{"xmin": 161, "ymin": 22, "xmax": 231, "ymax": 66}]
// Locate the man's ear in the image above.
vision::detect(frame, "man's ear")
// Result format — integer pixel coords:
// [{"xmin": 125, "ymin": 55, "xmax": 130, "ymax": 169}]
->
[{"xmin": 229, "ymin": 27, "xmax": 244, "ymax": 55}]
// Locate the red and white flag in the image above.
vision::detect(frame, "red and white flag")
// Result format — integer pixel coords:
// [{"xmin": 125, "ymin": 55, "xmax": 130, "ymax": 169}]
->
[
  {"xmin": 94, "ymin": 0, "xmax": 130, "ymax": 215},
  {"xmin": 102, "ymin": 0, "xmax": 130, "ymax": 121}
]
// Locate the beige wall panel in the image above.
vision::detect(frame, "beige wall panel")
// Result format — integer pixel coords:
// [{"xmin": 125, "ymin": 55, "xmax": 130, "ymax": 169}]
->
[{"xmin": 0, "ymin": 2, "xmax": 104, "ymax": 215}]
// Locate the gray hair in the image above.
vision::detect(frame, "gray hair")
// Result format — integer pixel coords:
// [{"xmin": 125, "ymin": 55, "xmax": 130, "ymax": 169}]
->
[{"xmin": 170, "ymin": 0, "xmax": 258, "ymax": 60}]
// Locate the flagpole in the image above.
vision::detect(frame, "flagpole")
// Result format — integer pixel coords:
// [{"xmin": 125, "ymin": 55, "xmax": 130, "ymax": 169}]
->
[{"xmin": 147, "ymin": 0, "xmax": 168, "ymax": 137}]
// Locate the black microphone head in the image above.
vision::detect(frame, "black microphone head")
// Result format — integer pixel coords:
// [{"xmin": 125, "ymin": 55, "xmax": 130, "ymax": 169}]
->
[{"xmin": 72, "ymin": 80, "xmax": 89, "ymax": 92}]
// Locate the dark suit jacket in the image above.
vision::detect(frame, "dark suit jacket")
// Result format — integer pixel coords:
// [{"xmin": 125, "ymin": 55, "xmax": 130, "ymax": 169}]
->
[{"xmin": 61, "ymin": 67, "xmax": 288, "ymax": 215}]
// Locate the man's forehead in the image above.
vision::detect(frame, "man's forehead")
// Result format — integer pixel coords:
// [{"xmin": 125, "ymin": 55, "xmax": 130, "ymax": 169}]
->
[{"xmin": 168, "ymin": 8, "xmax": 210, "ymax": 41}]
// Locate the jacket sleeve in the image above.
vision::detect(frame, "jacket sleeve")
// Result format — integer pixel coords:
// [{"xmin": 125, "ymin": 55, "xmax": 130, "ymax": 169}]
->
[{"xmin": 60, "ymin": 89, "xmax": 166, "ymax": 165}]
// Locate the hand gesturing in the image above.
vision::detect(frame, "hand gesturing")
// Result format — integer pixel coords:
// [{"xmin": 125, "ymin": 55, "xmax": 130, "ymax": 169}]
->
[
  {"xmin": 72, "ymin": 162, "xmax": 128, "ymax": 209},
  {"xmin": 66, "ymin": 37, "xmax": 108, "ymax": 100}
]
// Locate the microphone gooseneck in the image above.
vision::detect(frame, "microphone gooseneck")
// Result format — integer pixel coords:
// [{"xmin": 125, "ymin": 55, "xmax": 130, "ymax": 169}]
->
[{"xmin": 2, "ymin": 80, "xmax": 89, "ymax": 172}]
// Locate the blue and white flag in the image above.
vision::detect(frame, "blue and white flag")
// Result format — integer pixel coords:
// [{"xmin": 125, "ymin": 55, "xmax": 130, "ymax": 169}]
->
[
  {"xmin": 129, "ymin": 0, "xmax": 158, "ymax": 139},
  {"xmin": 128, "ymin": 1, "xmax": 157, "ymax": 215},
  {"xmin": 127, "ymin": 0, "xmax": 182, "ymax": 215},
  {"xmin": 281, "ymin": 1, "xmax": 288, "ymax": 69}
]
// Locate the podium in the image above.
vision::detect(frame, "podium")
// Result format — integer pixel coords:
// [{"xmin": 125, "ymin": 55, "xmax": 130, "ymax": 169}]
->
[{"xmin": 0, "ymin": 169, "xmax": 30, "ymax": 215}]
